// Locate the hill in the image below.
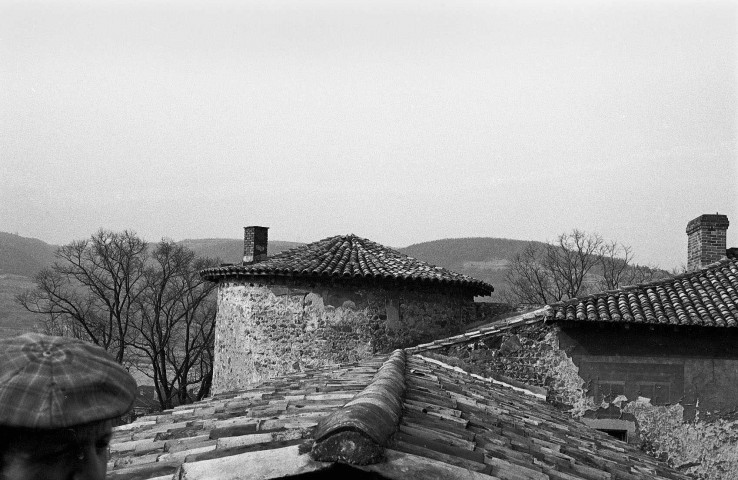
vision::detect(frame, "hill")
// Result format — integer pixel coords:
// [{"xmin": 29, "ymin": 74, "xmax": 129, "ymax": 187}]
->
[
  {"xmin": 0, "ymin": 232, "xmax": 57, "ymax": 276},
  {"xmin": 178, "ymin": 239, "xmax": 304, "ymax": 265},
  {"xmin": 399, "ymin": 237, "xmax": 546, "ymax": 299},
  {"xmin": 0, "ymin": 233, "xmax": 665, "ymax": 335},
  {"xmin": 0, "ymin": 233, "xmax": 59, "ymax": 337},
  {"xmin": 0, "ymin": 274, "xmax": 45, "ymax": 337}
]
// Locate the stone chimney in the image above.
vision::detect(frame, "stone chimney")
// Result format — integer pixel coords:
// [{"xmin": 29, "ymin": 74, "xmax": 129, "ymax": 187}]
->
[
  {"xmin": 686, "ymin": 214, "xmax": 729, "ymax": 271},
  {"xmin": 243, "ymin": 226, "xmax": 268, "ymax": 265}
]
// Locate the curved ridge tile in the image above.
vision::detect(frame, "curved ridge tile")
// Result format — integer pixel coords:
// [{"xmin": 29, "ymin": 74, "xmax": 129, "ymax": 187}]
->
[{"xmin": 311, "ymin": 349, "xmax": 406, "ymax": 464}]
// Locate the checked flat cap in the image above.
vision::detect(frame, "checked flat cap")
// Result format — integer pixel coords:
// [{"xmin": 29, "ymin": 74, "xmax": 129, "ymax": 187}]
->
[{"xmin": 0, "ymin": 333, "xmax": 137, "ymax": 429}]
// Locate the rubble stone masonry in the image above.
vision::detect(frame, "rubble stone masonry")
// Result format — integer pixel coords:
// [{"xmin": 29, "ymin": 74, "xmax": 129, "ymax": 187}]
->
[{"xmin": 212, "ymin": 281, "xmax": 477, "ymax": 393}]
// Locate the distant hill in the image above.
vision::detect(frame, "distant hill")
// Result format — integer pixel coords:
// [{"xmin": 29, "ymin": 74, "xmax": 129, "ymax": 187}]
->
[
  {"xmin": 0, "ymin": 232, "xmax": 57, "ymax": 276},
  {"xmin": 0, "ymin": 274, "xmax": 45, "ymax": 337},
  {"xmin": 399, "ymin": 237, "xmax": 546, "ymax": 300},
  {"xmin": 0, "ymin": 233, "xmax": 59, "ymax": 337},
  {"xmin": 178, "ymin": 239, "xmax": 304, "ymax": 265},
  {"xmin": 399, "ymin": 237, "xmax": 669, "ymax": 300},
  {"xmin": 0, "ymin": 232, "xmax": 665, "ymax": 336}
]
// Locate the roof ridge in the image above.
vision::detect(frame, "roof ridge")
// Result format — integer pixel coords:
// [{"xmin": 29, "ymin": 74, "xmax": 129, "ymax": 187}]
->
[{"xmin": 310, "ymin": 349, "xmax": 406, "ymax": 465}]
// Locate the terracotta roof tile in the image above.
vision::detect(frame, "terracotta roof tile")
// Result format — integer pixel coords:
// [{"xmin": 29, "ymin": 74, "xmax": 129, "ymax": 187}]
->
[
  {"xmin": 108, "ymin": 347, "xmax": 689, "ymax": 479},
  {"xmin": 107, "ymin": 356, "xmax": 386, "ymax": 479},
  {"xmin": 390, "ymin": 354, "xmax": 688, "ymax": 480},
  {"xmin": 200, "ymin": 234, "xmax": 493, "ymax": 295},
  {"xmin": 550, "ymin": 258, "xmax": 738, "ymax": 328}
]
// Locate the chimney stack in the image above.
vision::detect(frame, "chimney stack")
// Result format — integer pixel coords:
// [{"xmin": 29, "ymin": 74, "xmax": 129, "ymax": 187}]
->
[
  {"xmin": 686, "ymin": 214, "xmax": 729, "ymax": 271},
  {"xmin": 243, "ymin": 226, "xmax": 269, "ymax": 265}
]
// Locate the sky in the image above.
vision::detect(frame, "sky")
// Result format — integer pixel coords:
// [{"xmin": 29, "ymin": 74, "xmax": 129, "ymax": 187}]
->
[{"xmin": 1, "ymin": 0, "xmax": 736, "ymax": 270}]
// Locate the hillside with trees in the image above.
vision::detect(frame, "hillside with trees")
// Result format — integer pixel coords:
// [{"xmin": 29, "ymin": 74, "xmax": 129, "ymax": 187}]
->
[
  {"xmin": 0, "ymin": 231, "xmax": 668, "ymax": 338},
  {"xmin": 400, "ymin": 234, "xmax": 669, "ymax": 302}
]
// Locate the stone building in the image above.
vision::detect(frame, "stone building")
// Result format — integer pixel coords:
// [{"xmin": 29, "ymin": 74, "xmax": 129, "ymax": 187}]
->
[
  {"xmin": 410, "ymin": 213, "xmax": 738, "ymax": 438},
  {"xmin": 200, "ymin": 226, "xmax": 494, "ymax": 394},
  {"xmin": 548, "ymin": 213, "xmax": 738, "ymax": 422}
]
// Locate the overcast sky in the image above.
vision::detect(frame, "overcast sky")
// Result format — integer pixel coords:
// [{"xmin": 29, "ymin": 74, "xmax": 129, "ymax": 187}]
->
[{"xmin": 1, "ymin": 0, "xmax": 735, "ymax": 269}]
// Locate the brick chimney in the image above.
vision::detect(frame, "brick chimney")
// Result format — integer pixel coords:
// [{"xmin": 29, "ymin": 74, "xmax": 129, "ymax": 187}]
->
[
  {"xmin": 243, "ymin": 226, "xmax": 268, "ymax": 265},
  {"xmin": 686, "ymin": 214, "xmax": 729, "ymax": 271}
]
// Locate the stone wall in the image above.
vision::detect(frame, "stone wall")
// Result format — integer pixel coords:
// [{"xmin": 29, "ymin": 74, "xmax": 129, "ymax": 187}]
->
[
  {"xmin": 440, "ymin": 323, "xmax": 593, "ymax": 412},
  {"xmin": 438, "ymin": 322, "xmax": 738, "ymax": 422},
  {"xmin": 212, "ymin": 281, "xmax": 474, "ymax": 393},
  {"xmin": 435, "ymin": 320, "xmax": 738, "ymax": 478}
]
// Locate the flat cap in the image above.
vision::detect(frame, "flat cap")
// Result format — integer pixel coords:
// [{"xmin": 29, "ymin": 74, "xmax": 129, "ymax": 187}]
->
[{"xmin": 0, "ymin": 333, "xmax": 137, "ymax": 429}]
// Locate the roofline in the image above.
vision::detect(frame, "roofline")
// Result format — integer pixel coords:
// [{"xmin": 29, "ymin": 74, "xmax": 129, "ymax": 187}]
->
[
  {"xmin": 199, "ymin": 267, "xmax": 493, "ymax": 296},
  {"xmin": 199, "ymin": 233, "xmax": 495, "ymax": 295},
  {"xmin": 547, "ymin": 256, "xmax": 737, "ymax": 311}
]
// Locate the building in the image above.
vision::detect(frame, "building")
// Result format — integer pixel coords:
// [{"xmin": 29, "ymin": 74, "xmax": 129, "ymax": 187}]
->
[
  {"xmin": 550, "ymin": 213, "xmax": 737, "ymax": 421},
  {"xmin": 410, "ymin": 213, "xmax": 738, "ymax": 433},
  {"xmin": 200, "ymin": 227, "xmax": 499, "ymax": 394}
]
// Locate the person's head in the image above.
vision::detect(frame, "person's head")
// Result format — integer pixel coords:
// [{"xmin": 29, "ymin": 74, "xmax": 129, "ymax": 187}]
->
[
  {"xmin": 0, "ymin": 420, "xmax": 113, "ymax": 480},
  {"xmin": 0, "ymin": 333, "xmax": 137, "ymax": 480}
]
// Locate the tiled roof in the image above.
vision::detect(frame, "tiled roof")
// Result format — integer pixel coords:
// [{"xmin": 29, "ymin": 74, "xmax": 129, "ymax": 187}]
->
[
  {"xmin": 107, "ymin": 356, "xmax": 387, "ymax": 479},
  {"xmin": 108, "ymin": 348, "xmax": 688, "ymax": 479},
  {"xmin": 200, "ymin": 234, "xmax": 493, "ymax": 296},
  {"xmin": 549, "ymin": 258, "xmax": 738, "ymax": 327}
]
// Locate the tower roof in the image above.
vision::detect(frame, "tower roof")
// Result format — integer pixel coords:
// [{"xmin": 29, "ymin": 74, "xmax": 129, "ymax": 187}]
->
[{"xmin": 200, "ymin": 234, "xmax": 493, "ymax": 296}]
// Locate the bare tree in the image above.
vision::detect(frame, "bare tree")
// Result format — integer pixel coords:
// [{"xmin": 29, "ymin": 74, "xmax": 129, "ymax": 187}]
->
[
  {"xmin": 18, "ymin": 230, "xmax": 147, "ymax": 362},
  {"xmin": 506, "ymin": 229, "xmax": 669, "ymax": 305},
  {"xmin": 598, "ymin": 240, "xmax": 670, "ymax": 289},
  {"xmin": 545, "ymin": 229, "xmax": 604, "ymax": 299},
  {"xmin": 506, "ymin": 229, "xmax": 604, "ymax": 304},
  {"xmin": 19, "ymin": 231, "xmax": 219, "ymax": 410},
  {"xmin": 505, "ymin": 243, "xmax": 559, "ymax": 304},
  {"xmin": 598, "ymin": 240, "xmax": 635, "ymax": 290},
  {"xmin": 128, "ymin": 240, "xmax": 217, "ymax": 409}
]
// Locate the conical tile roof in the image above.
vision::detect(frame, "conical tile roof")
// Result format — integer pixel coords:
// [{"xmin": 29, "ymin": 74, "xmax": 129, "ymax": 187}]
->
[{"xmin": 200, "ymin": 234, "xmax": 492, "ymax": 296}]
